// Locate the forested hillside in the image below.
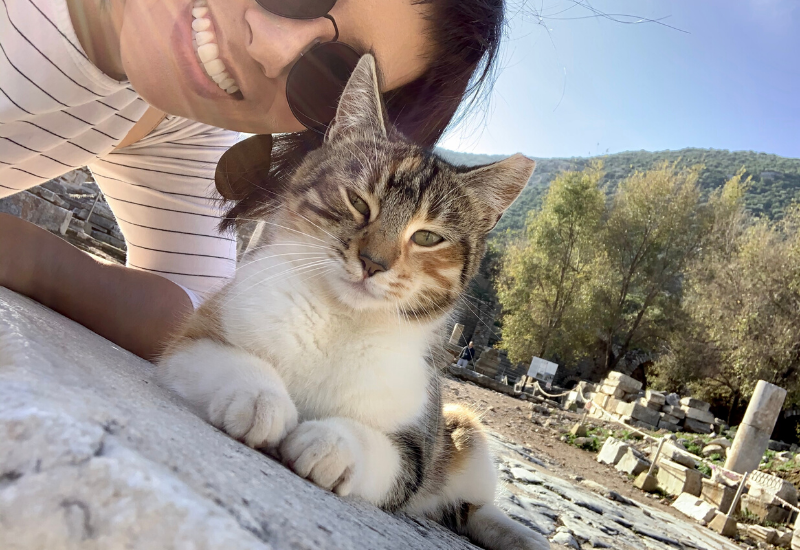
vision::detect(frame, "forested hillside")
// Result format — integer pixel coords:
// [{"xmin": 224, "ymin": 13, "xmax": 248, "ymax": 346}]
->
[{"xmin": 437, "ymin": 148, "xmax": 800, "ymax": 234}]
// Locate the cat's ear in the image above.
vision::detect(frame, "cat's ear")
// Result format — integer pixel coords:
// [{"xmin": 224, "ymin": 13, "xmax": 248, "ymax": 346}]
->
[
  {"xmin": 325, "ymin": 54, "xmax": 387, "ymax": 143},
  {"xmin": 214, "ymin": 134, "xmax": 273, "ymax": 200},
  {"xmin": 461, "ymin": 154, "xmax": 536, "ymax": 232}
]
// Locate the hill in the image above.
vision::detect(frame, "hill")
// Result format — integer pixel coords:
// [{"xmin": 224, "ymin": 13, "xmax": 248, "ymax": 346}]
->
[{"xmin": 436, "ymin": 148, "xmax": 800, "ymax": 234}]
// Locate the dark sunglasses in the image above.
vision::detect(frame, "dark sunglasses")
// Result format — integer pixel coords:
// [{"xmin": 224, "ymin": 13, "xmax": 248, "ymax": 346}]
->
[{"xmin": 255, "ymin": 0, "xmax": 361, "ymax": 134}]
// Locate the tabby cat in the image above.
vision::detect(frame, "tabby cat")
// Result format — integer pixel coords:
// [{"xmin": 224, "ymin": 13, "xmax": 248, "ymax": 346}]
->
[{"xmin": 158, "ymin": 54, "xmax": 548, "ymax": 550}]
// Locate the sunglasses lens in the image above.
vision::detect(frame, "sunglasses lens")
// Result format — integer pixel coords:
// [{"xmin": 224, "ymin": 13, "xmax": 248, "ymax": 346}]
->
[
  {"xmin": 256, "ymin": 0, "xmax": 337, "ymax": 19},
  {"xmin": 287, "ymin": 43, "xmax": 361, "ymax": 134}
]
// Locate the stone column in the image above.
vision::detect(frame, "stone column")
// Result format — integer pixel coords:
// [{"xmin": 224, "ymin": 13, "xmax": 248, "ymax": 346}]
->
[
  {"xmin": 449, "ymin": 324, "xmax": 465, "ymax": 346},
  {"xmin": 725, "ymin": 380, "xmax": 787, "ymax": 474}
]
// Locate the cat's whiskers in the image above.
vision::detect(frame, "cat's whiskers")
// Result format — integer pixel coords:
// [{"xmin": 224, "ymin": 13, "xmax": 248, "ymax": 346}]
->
[
  {"xmin": 215, "ymin": 258, "xmax": 336, "ymax": 313},
  {"xmin": 235, "ymin": 251, "xmax": 330, "ymax": 274}
]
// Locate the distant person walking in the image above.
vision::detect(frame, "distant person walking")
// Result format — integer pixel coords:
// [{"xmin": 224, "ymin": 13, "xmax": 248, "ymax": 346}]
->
[{"xmin": 457, "ymin": 342, "xmax": 476, "ymax": 368}]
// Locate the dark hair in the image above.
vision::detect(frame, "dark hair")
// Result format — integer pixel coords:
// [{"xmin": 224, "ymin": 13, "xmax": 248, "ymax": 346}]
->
[{"xmin": 223, "ymin": 0, "xmax": 505, "ymax": 229}]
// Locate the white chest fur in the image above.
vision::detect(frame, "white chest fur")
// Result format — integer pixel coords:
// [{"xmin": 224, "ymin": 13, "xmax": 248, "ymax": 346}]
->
[{"xmin": 221, "ymin": 248, "xmax": 437, "ymax": 433}]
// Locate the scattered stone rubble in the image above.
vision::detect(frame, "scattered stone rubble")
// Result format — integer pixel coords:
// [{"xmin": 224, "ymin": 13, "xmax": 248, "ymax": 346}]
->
[
  {"xmin": 0, "ymin": 169, "xmax": 127, "ymax": 263},
  {"xmin": 582, "ymin": 371, "xmax": 723, "ymax": 434}
]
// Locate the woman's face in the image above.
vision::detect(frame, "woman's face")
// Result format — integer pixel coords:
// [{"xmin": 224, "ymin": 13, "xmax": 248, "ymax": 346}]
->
[{"xmin": 119, "ymin": 0, "xmax": 432, "ymax": 134}]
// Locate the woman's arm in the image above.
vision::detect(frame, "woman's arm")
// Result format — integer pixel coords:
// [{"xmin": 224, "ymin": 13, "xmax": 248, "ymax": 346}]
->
[{"xmin": 0, "ymin": 213, "xmax": 192, "ymax": 361}]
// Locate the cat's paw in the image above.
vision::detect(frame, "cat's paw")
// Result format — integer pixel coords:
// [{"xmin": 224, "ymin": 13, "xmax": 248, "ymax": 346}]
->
[
  {"xmin": 207, "ymin": 381, "xmax": 298, "ymax": 450},
  {"xmin": 280, "ymin": 420, "xmax": 359, "ymax": 496}
]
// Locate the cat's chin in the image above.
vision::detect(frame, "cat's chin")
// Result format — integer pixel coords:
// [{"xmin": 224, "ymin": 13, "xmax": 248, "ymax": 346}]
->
[{"xmin": 329, "ymin": 276, "xmax": 396, "ymax": 313}]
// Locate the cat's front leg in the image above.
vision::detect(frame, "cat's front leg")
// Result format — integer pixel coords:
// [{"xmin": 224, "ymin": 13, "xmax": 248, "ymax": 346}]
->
[
  {"xmin": 279, "ymin": 418, "xmax": 400, "ymax": 505},
  {"xmin": 158, "ymin": 339, "xmax": 298, "ymax": 450}
]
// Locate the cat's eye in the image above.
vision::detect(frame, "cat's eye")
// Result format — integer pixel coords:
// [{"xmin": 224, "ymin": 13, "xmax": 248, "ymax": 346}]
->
[
  {"xmin": 348, "ymin": 192, "xmax": 370, "ymax": 218},
  {"xmin": 412, "ymin": 230, "xmax": 444, "ymax": 247}
]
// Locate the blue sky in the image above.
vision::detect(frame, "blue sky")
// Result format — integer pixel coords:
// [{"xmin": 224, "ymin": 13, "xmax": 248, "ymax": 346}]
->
[{"xmin": 439, "ymin": 1, "xmax": 800, "ymax": 159}]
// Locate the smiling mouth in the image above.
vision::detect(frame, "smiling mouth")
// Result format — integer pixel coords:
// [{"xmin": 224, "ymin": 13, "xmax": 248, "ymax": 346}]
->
[{"xmin": 191, "ymin": 0, "xmax": 241, "ymax": 95}]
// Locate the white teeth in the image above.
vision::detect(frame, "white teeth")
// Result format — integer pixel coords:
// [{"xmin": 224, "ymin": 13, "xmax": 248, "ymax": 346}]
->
[
  {"xmin": 197, "ymin": 43, "xmax": 219, "ymax": 63},
  {"xmin": 204, "ymin": 59, "xmax": 226, "ymax": 76},
  {"xmin": 192, "ymin": 17, "xmax": 211, "ymax": 32},
  {"xmin": 191, "ymin": 1, "xmax": 240, "ymax": 95},
  {"xmin": 195, "ymin": 31, "xmax": 214, "ymax": 46}
]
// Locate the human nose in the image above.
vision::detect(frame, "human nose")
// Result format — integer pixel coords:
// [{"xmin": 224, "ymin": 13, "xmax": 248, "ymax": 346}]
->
[{"xmin": 244, "ymin": 8, "xmax": 336, "ymax": 79}]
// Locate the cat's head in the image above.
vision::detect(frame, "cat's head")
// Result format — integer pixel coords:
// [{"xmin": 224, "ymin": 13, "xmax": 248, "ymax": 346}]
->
[{"xmin": 220, "ymin": 55, "xmax": 535, "ymax": 319}]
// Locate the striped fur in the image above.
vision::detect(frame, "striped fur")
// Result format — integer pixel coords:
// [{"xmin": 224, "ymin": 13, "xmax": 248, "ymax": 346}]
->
[{"xmin": 158, "ymin": 55, "xmax": 547, "ymax": 550}]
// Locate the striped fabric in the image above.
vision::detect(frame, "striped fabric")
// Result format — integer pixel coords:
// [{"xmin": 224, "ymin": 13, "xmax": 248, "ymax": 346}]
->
[{"xmin": 0, "ymin": 0, "xmax": 240, "ymax": 302}]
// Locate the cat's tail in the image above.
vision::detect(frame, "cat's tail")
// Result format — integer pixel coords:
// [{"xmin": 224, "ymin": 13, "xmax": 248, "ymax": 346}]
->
[{"xmin": 437, "ymin": 405, "xmax": 551, "ymax": 550}]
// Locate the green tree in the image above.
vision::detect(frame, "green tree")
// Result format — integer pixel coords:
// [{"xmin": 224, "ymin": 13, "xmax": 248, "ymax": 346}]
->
[
  {"xmin": 592, "ymin": 162, "xmax": 712, "ymax": 372},
  {"xmin": 497, "ymin": 165, "xmax": 604, "ymax": 364}
]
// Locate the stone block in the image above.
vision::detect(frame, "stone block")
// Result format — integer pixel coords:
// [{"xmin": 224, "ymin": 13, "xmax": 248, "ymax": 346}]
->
[
  {"xmin": 743, "ymin": 525, "xmax": 779, "ymax": 546},
  {"xmin": 656, "ymin": 458, "xmax": 702, "ymax": 496},
  {"xmin": 0, "ymin": 288, "xmax": 491, "ymax": 550},
  {"xmin": 0, "ymin": 191, "xmax": 73, "ymax": 235},
  {"xmin": 684, "ymin": 418, "xmax": 714, "ymax": 434},
  {"xmin": 615, "ymin": 449, "xmax": 649, "ymax": 476},
  {"xmin": 680, "ymin": 397, "xmax": 710, "ymax": 412},
  {"xmin": 597, "ymin": 437, "xmax": 630, "ymax": 466},
  {"xmin": 702, "ymin": 444, "xmax": 727, "ymax": 458},
  {"xmin": 617, "ymin": 402, "xmax": 661, "ymax": 427},
  {"xmin": 701, "ymin": 478, "xmax": 738, "ymax": 514},
  {"xmin": 658, "ymin": 420, "xmax": 680, "ymax": 432},
  {"xmin": 655, "ymin": 443, "xmax": 697, "ymax": 469},
  {"xmin": 645, "ymin": 390, "xmax": 666, "ymax": 405},
  {"xmin": 606, "ymin": 397, "xmax": 624, "ymax": 413},
  {"xmin": 741, "ymin": 493, "xmax": 791, "ymax": 524},
  {"xmin": 681, "ymin": 406, "xmax": 715, "ymax": 424},
  {"xmin": 599, "ymin": 384, "xmax": 626, "ymax": 399},
  {"xmin": 605, "ymin": 371, "xmax": 643, "ymax": 393},
  {"xmin": 661, "ymin": 405, "xmax": 685, "ymax": 419},
  {"xmin": 672, "ymin": 493, "xmax": 717, "ymax": 523},
  {"xmin": 634, "ymin": 472, "xmax": 659, "ymax": 492},
  {"xmin": 661, "ymin": 414, "xmax": 680, "ymax": 424},
  {"xmin": 708, "ymin": 511, "xmax": 737, "ymax": 537},
  {"xmin": 749, "ymin": 470, "xmax": 798, "ymax": 505},
  {"xmin": 666, "ymin": 393, "xmax": 681, "ymax": 407},
  {"xmin": 592, "ymin": 392, "xmax": 611, "ymax": 409}
]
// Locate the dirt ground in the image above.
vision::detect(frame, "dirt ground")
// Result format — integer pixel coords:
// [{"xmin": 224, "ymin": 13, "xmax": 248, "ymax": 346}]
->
[{"xmin": 441, "ymin": 374, "xmax": 688, "ymax": 520}]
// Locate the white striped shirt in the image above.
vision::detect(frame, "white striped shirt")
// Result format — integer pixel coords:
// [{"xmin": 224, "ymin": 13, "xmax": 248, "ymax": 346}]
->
[{"xmin": 0, "ymin": 0, "xmax": 240, "ymax": 304}]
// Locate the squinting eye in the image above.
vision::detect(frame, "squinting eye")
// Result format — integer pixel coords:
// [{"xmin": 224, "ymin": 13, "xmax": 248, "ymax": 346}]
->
[
  {"xmin": 412, "ymin": 230, "xmax": 444, "ymax": 247},
  {"xmin": 348, "ymin": 192, "xmax": 370, "ymax": 217}
]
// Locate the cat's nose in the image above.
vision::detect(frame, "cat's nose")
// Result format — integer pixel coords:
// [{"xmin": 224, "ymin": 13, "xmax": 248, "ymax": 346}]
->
[{"xmin": 359, "ymin": 254, "xmax": 387, "ymax": 277}]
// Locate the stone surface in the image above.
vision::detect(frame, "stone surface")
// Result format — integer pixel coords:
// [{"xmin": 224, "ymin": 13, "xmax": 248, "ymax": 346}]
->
[
  {"xmin": 634, "ymin": 472, "xmax": 659, "ymax": 492},
  {"xmin": 679, "ymin": 397, "xmax": 710, "ymax": 412},
  {"xmin": 653, "ymin": 442, "xmax": 696, "ymax": 469},
  {"xmin": 656, "ymin": 458, "xmax": 702, "ymax": 497},
  {"xmin": 660, "ymin": 405, "xmax": 685, "ymax": 420},
  {"xmin": 672, "ymin": 493, "xmax": 717, "ymax": 523},
  {"xmin": 742, "ymin": 525, "xmax": 779, "ymax": 545},
  {"xmin": 617, "ymin": 402, "xmax": 660, "ymax": 427},
  {"xmin": 0, "ymin": 288, "xmax": 747, "ymax": 550},
  {"xmin": 702, "ymin": 444, "xmax": 726, "ymax": 457},
  {"xmin": 596, "ymin": 437, "xmax": 630, "ymax": 466},
  {"xmin": 614, "ymin": 449, "xmax": 649, "ymax": 476},
  {"xmin": 681, "ymin": 406, "xmax": 716, "ymax": 424},
  {"xmin": 749, "ymin": 469, "xmax": 798, "ymax": 506},
  {"xmin": 604, "ymin": 372, "xmax": 642, "ymax": 393},
  {"xmin": 708, "ymin": 511, "xmax": 738, "ymax": 537},
  {"xmin": 551, "ymin": 531, "xmax": 580, "ymax": 548},
  {"xmin": 725, "ymin": 380, "xmax": 787, "ymax": 474},
  {"xmin": 683, "ymin": 418, "xmax": 714, "ymax": 434},
  {"xmin": 645, "ymin": 390, "xmax": 666, "ymax": 406},
  {"xmin": 701, "ymin": 479, "xmax": 738, "ymax": 515},
  {"xmin": 657, "ymin": 420, "xmax": 680, "ymax": 432},
  {"xmin": 0, "ymin": 288, "xmax": 478, "ymax": 550},
  {"xmin": 740, "ymin": 493, "xmax": 791, "ymax": 524},
  {"xmin": 599, "ymin": 384, "xmax": 626, "ymax": 399}
]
